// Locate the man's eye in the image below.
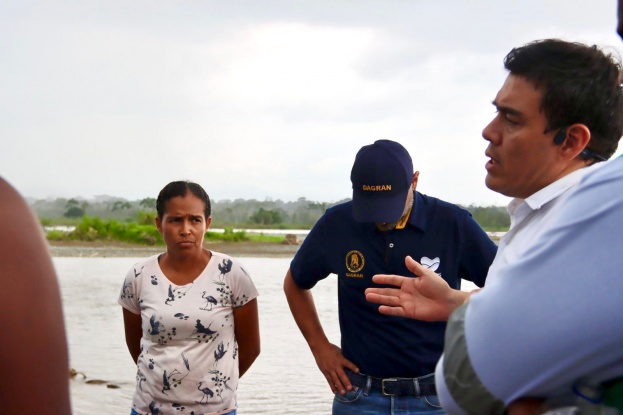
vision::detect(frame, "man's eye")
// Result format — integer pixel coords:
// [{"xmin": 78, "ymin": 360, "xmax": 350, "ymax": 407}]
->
[{"xmin": 504, "ymin": 116, "xmax": 518, "ymax": 125}]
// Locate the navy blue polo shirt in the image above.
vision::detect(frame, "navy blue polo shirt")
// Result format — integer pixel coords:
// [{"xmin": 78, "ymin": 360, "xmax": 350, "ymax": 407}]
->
[{"xmin": 290, "ymin": 191, "xmax": 497, "ymax": 378}]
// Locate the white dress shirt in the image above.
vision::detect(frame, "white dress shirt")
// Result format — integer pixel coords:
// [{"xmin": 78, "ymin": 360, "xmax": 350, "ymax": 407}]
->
[
  {"xmin": 486, "ymin": 163, "xmax": 603, "ymax": 284},
  {"xmin": 435, "ymin": 157, "xmax": 623, "ymax": 414}
]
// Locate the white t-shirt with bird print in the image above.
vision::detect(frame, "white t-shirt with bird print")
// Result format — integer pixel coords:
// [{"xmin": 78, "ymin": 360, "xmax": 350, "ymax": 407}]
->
[{"xmin": 119, "ymin": 252, "xmax": 258, "ymax": 415}]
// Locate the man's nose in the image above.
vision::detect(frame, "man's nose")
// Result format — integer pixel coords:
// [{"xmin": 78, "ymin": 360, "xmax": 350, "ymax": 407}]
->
[{"xmin": 482, "ymin": 118, "xmax": 498, "ymax": 144}]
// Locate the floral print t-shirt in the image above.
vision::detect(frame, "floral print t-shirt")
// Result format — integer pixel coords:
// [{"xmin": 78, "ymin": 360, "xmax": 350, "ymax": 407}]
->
[{"xmin": 118, "ymin": 252, "xmax": 258, "ymax": 415}]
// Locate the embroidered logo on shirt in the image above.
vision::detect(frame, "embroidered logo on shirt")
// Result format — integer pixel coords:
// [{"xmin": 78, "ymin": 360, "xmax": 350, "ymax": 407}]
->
[
  {"xmin": 420, "ymin": 256, "xmax": 440, "ymax": 272},
  {"xmin": 345, "ymin": 250, "xmax": 365, "ymax": 277}
]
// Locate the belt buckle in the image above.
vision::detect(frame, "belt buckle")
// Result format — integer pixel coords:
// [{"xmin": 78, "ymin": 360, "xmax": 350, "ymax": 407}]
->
[{"xmin": 381, "ymin": 378, "xmax": 398, "ymax": 396}]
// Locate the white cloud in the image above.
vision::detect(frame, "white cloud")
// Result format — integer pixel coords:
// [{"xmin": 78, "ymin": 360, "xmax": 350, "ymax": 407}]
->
[{"xmin": 1, "ymin": 0, "xmax": 621, "ymax": 206}]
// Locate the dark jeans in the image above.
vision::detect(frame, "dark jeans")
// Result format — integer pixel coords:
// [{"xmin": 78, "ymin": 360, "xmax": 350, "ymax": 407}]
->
[{"xmin": 333, "ymin": 371, "xmax": 446, "ymax": 415}]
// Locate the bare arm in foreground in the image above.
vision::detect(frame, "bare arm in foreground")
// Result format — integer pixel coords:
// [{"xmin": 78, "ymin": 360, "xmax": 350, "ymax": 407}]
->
[
  {"xmin": 283, "ymin": 268, "xmax": 358, "ymax": 394},
  {"xmin": 365, "ymin": 256, "xmax": 474, "ymax": 321},
  {"xmin": 0, "ymin": 178, "xmax": 72, "ymax": 414}
]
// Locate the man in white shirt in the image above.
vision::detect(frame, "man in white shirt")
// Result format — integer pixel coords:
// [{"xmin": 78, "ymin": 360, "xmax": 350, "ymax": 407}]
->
[
  {"xmin": 479, "ymin": 38, "xmax": 620, "ymax": 283},
  {"xmin": 365, "ymin": 39, "xmax": 623, "ymax": 414}
]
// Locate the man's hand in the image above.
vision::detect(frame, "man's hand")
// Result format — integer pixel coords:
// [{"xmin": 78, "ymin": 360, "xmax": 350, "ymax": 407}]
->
[
  {"xmin": 283, "ymin": 269, "xmax": 359, "ymax": 395},
  {"xmin": 365, "ymin": 256, "xmax": 468, "ymax": 321},
  {"xmin": 311, "ymin": 342, "xmax": 359, "ymax": 395}
]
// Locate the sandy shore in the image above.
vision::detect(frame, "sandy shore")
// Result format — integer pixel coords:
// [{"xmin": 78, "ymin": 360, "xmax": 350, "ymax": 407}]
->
[
  {"xmin": 47, "ymin": 240, "xmax": 301, "ymax": 258},
  {"xmin": 47, "ymin": 232, "xmax": 500, "ymax": 258}
]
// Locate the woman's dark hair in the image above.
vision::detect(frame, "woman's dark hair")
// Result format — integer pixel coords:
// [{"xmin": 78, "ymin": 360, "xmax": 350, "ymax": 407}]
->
[
  {"xmin": 504, "ymin": 39, "xmax": 623, "ymax": 160},
  {"xmin": 156, "ymin": 181, "xmax": 211, "ymax": 219}
]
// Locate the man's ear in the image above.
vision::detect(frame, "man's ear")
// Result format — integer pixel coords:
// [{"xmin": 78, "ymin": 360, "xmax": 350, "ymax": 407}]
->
[
  {"xmin": 412, "ymin": 171, "xmax": 420, "ymax": 190},
  {"xmin": 561, "ymin": 124, "xmax": 591, "ymax": 160}
]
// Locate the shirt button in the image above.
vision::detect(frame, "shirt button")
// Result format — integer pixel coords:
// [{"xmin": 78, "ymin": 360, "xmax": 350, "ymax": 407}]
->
[{"xmin": 389, "ymin": 243, "xmax": 394, "ymax": 248}]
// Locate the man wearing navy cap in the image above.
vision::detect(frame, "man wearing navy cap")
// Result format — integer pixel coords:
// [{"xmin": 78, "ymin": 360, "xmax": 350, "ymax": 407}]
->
[{"xmin": 283, "ymin": 139, "xmax": 497, "ymax": 415}]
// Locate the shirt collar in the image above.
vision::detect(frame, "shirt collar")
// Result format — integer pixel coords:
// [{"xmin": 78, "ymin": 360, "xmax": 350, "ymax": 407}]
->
[
  {"xmin": 507, "ymin": 163, "xmax": 603, "ymax": 216},
  {"xmin": 406, "ymin": 191, "xmax": 426, "ymax": 231}
]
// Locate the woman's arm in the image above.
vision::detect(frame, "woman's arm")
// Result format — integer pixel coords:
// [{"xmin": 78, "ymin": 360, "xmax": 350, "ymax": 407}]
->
[
  {"xmin": 233, "ymin": 298, "xmax": 260, "ymax": 378},
  {"xmin": 122, "ymin": 308, "xmax": 143, "ymax": 364}
]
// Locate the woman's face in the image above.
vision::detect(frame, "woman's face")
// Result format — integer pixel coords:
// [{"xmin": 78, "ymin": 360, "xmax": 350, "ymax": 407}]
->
[{"xmin": 156, "ymin": 192, "xmax": 211, "ymax": 255}]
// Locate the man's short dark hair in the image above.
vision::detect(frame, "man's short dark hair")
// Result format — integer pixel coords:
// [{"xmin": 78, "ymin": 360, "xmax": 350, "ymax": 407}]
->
[{"xmin": 504, "ymin": 39, "xmax": 623, "ymax": 160}]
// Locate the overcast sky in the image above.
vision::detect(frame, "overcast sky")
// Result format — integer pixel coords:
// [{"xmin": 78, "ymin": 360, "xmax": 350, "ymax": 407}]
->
[{"xmin": 2, "ymin": 0, "xmax": 621, "ymax": 206}]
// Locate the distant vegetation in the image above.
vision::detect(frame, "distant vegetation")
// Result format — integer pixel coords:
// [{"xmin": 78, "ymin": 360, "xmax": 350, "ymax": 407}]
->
[
  {"xmin": 46, "ymin": 216, "xmax": 163, "ymax": 245},
  {"xmin": 31, "ymin": 196, "xmax": 345, "ymax": 230},
  {"xmin": 46, "ymin": 216, "xmax": 283, "ymax": 246},
  {"xmin": 462, "ymin": 204, "xmax": 510, "ymax": 232},
  {"xmin": 30, "ymin": 195, "xmax": 509, "ymax": 245}
]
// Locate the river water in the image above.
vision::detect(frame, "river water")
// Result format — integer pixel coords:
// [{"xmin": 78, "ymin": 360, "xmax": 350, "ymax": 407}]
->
[{"xmin": 55, "ymin": 256, "xmax": 477, "ymax": 415}]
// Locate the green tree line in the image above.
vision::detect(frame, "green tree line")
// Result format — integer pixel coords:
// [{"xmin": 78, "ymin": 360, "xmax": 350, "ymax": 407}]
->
[
  {"xmin": 29, "ymin": 196, "xmax": 509, "ymax": 232},
  {"xmin": 461, "ymin": 204, "xmax": 510, "ymax": 232},
  {"xmin": 45, "ymin": 216, "xmax": 284, "ymax": 246}
]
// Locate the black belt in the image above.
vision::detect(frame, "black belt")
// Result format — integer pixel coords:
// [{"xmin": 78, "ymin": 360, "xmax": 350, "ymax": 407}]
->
[{"xmin": 346, "ymin": 370, "xmax": 437, "ymax": 397}]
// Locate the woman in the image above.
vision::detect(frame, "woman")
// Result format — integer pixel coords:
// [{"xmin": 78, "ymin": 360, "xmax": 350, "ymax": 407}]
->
[{"xmin": 119, "ymin": 181, "xmax": 260, "ymax": 415}]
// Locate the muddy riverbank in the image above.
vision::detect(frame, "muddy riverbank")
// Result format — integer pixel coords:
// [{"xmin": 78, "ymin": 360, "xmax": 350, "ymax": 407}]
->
[{"xmin": 47, "ymin": 240, "xmax": 300, "ymax": 258}]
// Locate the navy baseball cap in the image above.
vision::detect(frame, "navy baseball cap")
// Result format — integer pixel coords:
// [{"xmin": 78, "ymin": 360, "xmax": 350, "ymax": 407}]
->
[{"xmin": 350, "ymin": 139, "xmax": 413, "ymax": 223}]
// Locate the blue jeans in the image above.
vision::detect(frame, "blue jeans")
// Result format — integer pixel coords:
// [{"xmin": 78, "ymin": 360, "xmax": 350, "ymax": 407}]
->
[{"xmin": 332, "ymin": 373, "xmax": 446, "ymax": 415}]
